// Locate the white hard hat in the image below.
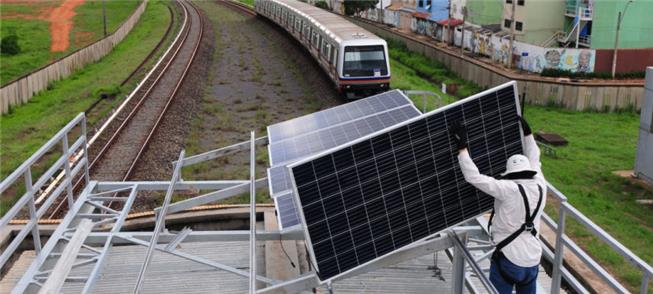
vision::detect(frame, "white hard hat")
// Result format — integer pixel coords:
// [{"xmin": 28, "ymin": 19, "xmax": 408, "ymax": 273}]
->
[{"xmin": 501, "ymin": 154, "xmax": 537, "ymax": 177}]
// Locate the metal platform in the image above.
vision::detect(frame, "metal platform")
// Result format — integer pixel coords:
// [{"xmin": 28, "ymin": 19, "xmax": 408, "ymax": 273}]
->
[{"xmin": 1, "ymin": 112, "xmax": 651, "ymax": 294}]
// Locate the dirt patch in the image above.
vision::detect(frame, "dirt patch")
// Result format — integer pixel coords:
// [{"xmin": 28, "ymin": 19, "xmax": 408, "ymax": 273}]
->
[
  {"xmin": 0, "ymin": 0, "xmax": 60, "ymax": 20},
  {"xmin": 49, "ymin": 0, "xmax": 85, "ymax": 52}
]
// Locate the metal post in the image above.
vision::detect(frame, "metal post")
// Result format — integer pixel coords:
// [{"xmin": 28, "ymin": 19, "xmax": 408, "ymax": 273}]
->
[
  {"xmin": 507, "ymin": 0, "xmax": 516, "ymax": 69},
  {"xmin": 82, "ymin": 116, "xmax": 90, "ymax": 185},
  {"xmin": 641, "ymin": 271, "xmax": 650, "ymax": 294},
  {"xmin": 575, "ymin": 7, "xmax": 581, "ymax": 49},
  {"xmin": 550, "ymin": 203, "xmax": 567, "ymax": 294},
  {"xmin": 612, "ymin": 1, "xmax": 634, "ymax": 78},
  {"xmin": 249, "ymin": 131, "xmax": 257, "ymax": 294},
  {"xmin": 451, "ymin": 234, "xmax": 466, "ymax": 294},
  {"xmin": 460, "ymin": 7, "xmax": 467, "ymax": 56},
  {"xmin": 133, "ymin": 150, "xmax": 184, "ymax": 294},
  {"xmin": 24, "ymin": 169, "xmax": 42, "ymax": 253},
  {"xmin": 62, "ymin": 134, "xmax": 75, "ymax": 210},
  {"xmin": 102, "ymin": 0, "xmax": 107, "ymax": 37}
]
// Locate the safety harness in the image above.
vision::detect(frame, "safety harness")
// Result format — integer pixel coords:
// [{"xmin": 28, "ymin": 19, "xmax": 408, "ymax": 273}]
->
[{"xmin": 488, "ymin": 183, "xmax": 543, "ymax": 286}]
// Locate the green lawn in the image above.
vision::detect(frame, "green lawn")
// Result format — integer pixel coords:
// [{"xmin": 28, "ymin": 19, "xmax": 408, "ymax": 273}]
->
[
  {"xmin": 0, "ymin": 0, "xmax": 141, "ymax": 85},
  {"xmin": 0, "ymin": 0, "xmax": 173, "ymax": 215},
  {"xmin": 238, "ymin": 0, "xmax": 255, "ymax": 7},
  {"xmin": 390, "ymin": 47, "xmax": 652, "ymax": 292}
]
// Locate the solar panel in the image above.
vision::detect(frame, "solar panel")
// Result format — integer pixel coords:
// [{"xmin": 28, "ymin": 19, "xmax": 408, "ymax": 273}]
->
[
  {"xmin": 274, "ymin": 191, "xmax": 301, "ymax": 228},
  {"xmin": 267, "ymin": 90, "xmax": 421, "ymax": 230},
  {"xmin": 267, "ymin": 90, "xmax": 413, "ymax": 142},
  {"xmin": 268, "ymin": 105, "xmax": 421, "ymax": 166},
  {"xmin": 288, "ymin": 82, "xmax": 523, "ymax": 282}
]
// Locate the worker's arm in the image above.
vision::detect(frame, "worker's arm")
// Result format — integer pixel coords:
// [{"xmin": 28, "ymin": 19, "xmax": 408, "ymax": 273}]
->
[
  {"xmin": 520, "ymin": 117, "xmax": 543, "ymax": 178},
  {"xmin": 452, "ymin": 123, "xmax": 511, "ymax": 201},
  {"xmin": 458, "ymin": 149, "xmax": 512, "ymax": 201}
]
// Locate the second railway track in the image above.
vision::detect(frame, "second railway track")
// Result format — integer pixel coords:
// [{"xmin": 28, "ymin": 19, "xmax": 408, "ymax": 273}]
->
[{"xmin": 46, "ymin": 0, "xmax": 205, "ymax": 218}]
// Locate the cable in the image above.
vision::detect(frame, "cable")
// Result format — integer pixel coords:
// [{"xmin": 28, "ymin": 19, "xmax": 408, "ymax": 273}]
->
[
  {"xmin": 304, "ymin": 243, "xmax": 321, "ymax": 277},
  {"xmin": 280, "ymin": 234, "xmax": 296, "ymax": 268}
]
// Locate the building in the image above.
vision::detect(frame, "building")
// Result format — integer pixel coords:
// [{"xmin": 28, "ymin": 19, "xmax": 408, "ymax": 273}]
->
[
  {"xmin": 560, "ymin": 0, "xmax": 653, "ymax": 49},
  {"xmin": 501, "ymin": 0, "xmax": 566, "ymax": 45},
  {"xmin": 465, "ymin": 0, "xmax": 503, "ymax": 25}
]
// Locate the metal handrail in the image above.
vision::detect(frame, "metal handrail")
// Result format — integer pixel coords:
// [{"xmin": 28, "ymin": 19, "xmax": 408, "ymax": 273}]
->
[
  {"xmin": 0, "ymin": 113, "xmax": 89, "ymax": 271},
  {"xmin": 546, "ymin": 182, "xmax": 653, "ymax": 294}
]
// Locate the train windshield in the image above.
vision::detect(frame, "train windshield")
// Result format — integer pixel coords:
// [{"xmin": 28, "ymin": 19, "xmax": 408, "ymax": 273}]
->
[{"xmin": 343, "ymin": 45, "xmax": 388, "ymax": 77}]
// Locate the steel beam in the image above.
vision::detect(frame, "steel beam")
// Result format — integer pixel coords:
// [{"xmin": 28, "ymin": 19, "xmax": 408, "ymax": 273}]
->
[
  {"xmin": 179, "ymin": 136, "xmax": 268, "ymax": 166},
  {"xmin": 163, "ymin": 178, "xmax": 268, "ymax": 215},
  {"xmin": 82, "ymin": 185, "xmax": 138, "ymax": 294},
  {"xmin": 249, "ymin": 131, "xmax": 257, "ymax": 294},
  {"xmin": 133, "ymin": 150, "xmax": 184, "ymax": 294},
  {"xmin": 96, "ymin": 180, "xmax": 247, "ymax": 191},
  {"xmin": 79, "ymin": 229, "xmax": 305, "ymax": 246}
]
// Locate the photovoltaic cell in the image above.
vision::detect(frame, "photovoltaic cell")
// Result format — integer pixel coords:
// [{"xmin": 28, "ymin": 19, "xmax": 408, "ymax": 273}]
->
[
  {"xmin": 289, "ymin": 82, "xmax": 523, "ymax": 282},
  {"xmin": 267, "ymin": 90, "xmax": 421, "ymax": 230}
]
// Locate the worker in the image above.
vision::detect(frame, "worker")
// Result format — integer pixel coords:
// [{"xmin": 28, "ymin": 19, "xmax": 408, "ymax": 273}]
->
[{"xmin": 452, "ymin": 117, "xmax": 546, "ymax": 294}]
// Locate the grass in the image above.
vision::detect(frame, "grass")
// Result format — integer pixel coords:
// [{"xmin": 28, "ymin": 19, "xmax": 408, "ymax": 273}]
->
[
  {"xmin": 0, "ymin": 0, "xmax": 141, "ymax": 85},
  {"xmin": 238, "ymin": 0, "xmax": 255, "ymax": 7},
  {"xmin": 389, "ymin": 45, "xmax": 652, "ymax": 292},
  {"xmin": 0, "ymin": 1, "xmax": 173, "ymax": 215}
]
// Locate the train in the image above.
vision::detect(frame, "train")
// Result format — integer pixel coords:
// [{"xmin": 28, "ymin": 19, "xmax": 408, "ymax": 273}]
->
[{"xmin": 254, "ymin": 0, "xmax": 391, "ymax": 98}]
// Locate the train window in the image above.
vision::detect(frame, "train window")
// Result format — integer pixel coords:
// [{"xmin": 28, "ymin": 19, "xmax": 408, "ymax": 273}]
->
[
  {"xmin": 321, "ymin": 41, "xmax": 329, "ymax": 58},
  {"xmin": 312, "ymin": 30, "xmax": 319, "ymax": 46},
  {"xmin": 343, "ymin": 45, "xmax": 388, "ymax": 77},
  {"xmin": 329, "ymin": 44, "xmax": 336, "ymax": 65}
]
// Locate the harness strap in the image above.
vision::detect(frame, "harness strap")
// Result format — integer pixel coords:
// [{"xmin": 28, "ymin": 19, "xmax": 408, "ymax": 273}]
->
[{"xmin": 493, "ymin": 184, "xmax": 543, "ymax": 256}]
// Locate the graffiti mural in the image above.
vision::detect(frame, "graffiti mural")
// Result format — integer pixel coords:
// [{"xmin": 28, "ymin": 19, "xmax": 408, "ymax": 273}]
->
[
  {"xmin": 462, "ymin": 28, "xmax": 596, "ymax": 73},
  {"xmin": 383, "ymin": 10, "xmax": 400, "ymax": 27}
]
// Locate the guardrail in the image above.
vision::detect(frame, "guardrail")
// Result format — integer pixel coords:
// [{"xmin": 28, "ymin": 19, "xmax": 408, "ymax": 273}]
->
[
  {"xmin": 544, "ymin": 183, "xmax": 653, "ymax": 294},
  {"xmin": 0, "ymin": 113, "xmax": 89, "ymax": 271},
  {"xmin": 0, "ymin": 1, "xmax": 148, "ymax": 114}
]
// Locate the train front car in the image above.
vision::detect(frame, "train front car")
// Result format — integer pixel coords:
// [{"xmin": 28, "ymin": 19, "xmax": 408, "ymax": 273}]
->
[{"xmin": 338, "ymin": 39, "xmax": 391, "ymax": 99}]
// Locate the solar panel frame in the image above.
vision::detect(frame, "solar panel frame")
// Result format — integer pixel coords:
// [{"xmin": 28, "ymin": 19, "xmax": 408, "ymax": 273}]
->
[{"xmin": 287, "ymin": 81, "xmax": 523, "ymax": 283}]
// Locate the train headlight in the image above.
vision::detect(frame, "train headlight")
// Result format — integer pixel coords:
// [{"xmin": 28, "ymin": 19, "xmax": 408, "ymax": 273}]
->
[{"xmin": 345, "ymin": 85, "xmax": 351, "ymax": 89}]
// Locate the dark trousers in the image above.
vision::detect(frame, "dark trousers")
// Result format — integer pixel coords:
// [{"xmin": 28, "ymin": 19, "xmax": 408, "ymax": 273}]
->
[{"xmin": 489, "ymin": 253, "xmax": 539, "ymax": 294}]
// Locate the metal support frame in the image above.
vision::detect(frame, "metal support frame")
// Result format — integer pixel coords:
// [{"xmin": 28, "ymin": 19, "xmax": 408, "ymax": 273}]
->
[
  {"xmin": 3, "ymin": 114, "xmax": 653, "ymax": 294},
  {"xmin": 249, "ymin": 131, "xmax": 257, "ymax": 294},
  {"xmin": 133, "ymin": 150, "xmax": 184, "ymax": 293}
]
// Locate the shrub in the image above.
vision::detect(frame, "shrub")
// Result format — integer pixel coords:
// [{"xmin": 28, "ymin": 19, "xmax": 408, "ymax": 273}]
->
[
  {"xmin": 1, "ymin": 35, "xmax": 21, "ymax": 55},
  {"xmin": 540, "ymin": 68, "xmax": 644, "ymax": 80},
  {"xmin": 315, "ymin": 1, "xmax": 329, "ymax": 9}
]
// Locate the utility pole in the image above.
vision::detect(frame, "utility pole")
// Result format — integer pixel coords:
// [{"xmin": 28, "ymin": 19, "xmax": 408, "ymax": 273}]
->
[
  {"xmin": 507, "ymin": 0, "xmax": 516, "ymax": 69},
  {"xmin": 612, "ymin": 0, "xmax": 634, "ymax": 78},
  {"xmin": 460, "ymin": 6, "xmax": 467, "ymax": 56},
  {"xmin": 102, "ymin": 0, "xmax": 107, "ymax": 37}
]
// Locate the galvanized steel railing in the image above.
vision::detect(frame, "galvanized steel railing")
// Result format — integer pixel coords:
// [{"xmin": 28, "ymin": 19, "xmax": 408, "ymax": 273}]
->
[
  {"xmin": 0, "ymin": 113, "xmax": 89, "ymax": 270},
  {"xmin": 544, "ymin": 183, "xmax": 653, "ymax": 294}
]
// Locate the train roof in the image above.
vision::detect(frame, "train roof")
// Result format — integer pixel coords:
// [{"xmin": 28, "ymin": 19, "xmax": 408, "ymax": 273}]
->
[{"xmin": 270, "ymin": 0, "xmax": 383, "ymax": 44}]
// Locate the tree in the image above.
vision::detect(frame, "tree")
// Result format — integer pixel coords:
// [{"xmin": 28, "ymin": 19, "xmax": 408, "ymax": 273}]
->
[{"xmin": 344, "ymin": 0, "xmax": 378, "ymax": 16}]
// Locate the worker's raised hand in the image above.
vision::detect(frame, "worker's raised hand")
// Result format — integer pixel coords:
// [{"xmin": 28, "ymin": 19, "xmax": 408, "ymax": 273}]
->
[
  {"xmin": 452, "ymin": 122, "xmax": 468, "ymax": 151},
  {"xmin": 519, "ymin": 116, "xmax": 532, "ymax": 136}
]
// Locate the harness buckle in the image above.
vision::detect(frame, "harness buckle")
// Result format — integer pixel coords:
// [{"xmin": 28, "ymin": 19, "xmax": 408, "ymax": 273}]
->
[{"xmin": 524, "ymin": 223, "xmax": 534, "ymax": 232}]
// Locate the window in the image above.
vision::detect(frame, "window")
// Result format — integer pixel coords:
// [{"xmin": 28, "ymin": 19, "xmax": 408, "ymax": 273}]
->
[
  {"xmin": 321, "ymin": 40, "xmax": 329, "ymax": 57},
  {"xmin": 418, "ymin": 0, "xmax": 423, "ymax": 8},
  {"xmin": 504, "ymin": 19, "xmax": 511, "ymax": 28},
  {"xmin": 517, "ymin": 0, "xmax": 525, "ymax": 5},
  {"xmin": 515, "ymin": 21, "xmax": 523, "ymax": 31},
  {"xmin": 312, "ymin": 29, "xmax": 320, "ymax": 46},
  {"xmin": 343, "ymin": 45, "xmax": 388, "ymax": 77},
  {"xmin": 506, "ymin": 0, "xmax": 512, "ymax": 3}
]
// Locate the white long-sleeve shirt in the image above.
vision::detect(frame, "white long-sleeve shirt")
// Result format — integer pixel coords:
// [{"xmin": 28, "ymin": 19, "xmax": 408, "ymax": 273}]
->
[{"xmin": 457, "ymin": 135, "xmax": 546, "ymax": 267}]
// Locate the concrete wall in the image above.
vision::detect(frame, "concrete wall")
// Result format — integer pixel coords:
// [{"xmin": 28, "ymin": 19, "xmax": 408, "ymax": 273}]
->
[
  {"xmin": 635, "ymin": 67, "xmax": 653, "ymax": 183},
  {"xmin": 352, "ymin": 18, "xmax": 644, "ymax": 111},
  {"xmin": 594, "ymin": 48, "xmax": 653, "ymax": 74}
]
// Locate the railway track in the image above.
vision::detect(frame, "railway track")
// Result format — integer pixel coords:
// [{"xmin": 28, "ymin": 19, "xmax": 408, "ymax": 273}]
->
[{"xmin": 45, "ymin": 0, "xmax": 205, "ymax": 218}]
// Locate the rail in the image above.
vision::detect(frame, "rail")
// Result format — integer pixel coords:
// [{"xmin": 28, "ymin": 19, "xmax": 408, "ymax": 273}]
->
[
  {"xmin": 0, "ymin": 113, "xmax": 89, "ymax": 271},
  {"xmin": 544, "ymin": 183, "xmax": 653, "ymax": 294}
]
